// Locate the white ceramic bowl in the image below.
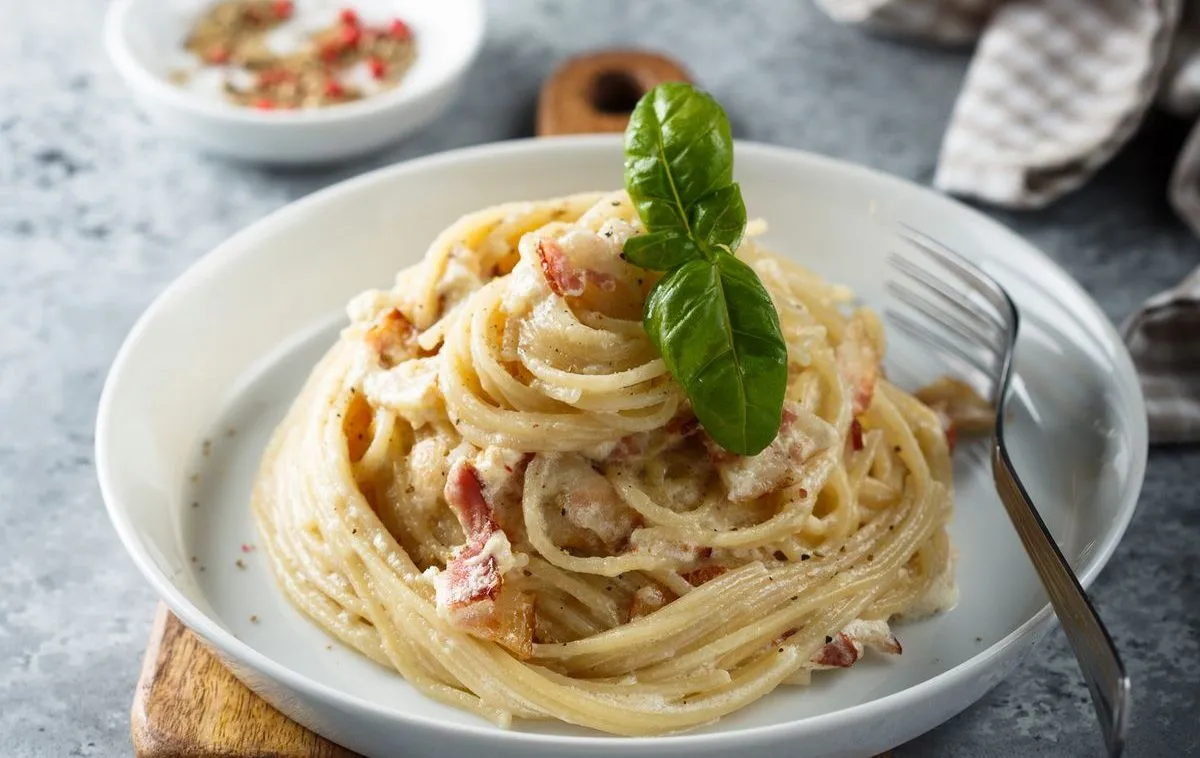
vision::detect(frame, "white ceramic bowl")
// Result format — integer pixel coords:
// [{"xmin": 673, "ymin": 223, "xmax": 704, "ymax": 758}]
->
[
  {"xmin": 96, "ymin": 137, "xmax": 1147, "ymax": 758},
  {"xmin": 104, "ymin": 0, "xmax": 485, "ymax": 164}
]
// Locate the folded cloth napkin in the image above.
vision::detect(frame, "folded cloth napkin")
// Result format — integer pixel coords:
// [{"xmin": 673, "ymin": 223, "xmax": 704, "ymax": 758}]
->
[
  {"xmin": 1123, "ymin": 268, "xmax": 1200, "ymax": 442},
  {"xmin": 819, "ymin": 0, "xmax": 1200, "ymax": 443}
]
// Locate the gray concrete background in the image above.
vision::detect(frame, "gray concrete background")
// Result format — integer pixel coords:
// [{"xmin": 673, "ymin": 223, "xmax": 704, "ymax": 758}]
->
[{"xmin": 1, "ymin": 1, "xmax": 1197, "ymax": 755}]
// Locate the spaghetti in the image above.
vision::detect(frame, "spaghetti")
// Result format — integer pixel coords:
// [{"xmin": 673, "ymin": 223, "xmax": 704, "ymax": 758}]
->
[{"xmin": 252, "ymin": 191, "xmax": 957, "ymax": 735}]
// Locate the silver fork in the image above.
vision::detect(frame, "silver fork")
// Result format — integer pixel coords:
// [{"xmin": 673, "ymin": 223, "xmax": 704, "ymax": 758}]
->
[{"xmin": 885, "ymin": 227, "xmax": 1130, "ymax": 758}]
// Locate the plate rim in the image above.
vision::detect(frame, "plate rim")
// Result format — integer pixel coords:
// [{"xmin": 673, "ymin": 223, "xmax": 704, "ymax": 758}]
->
[{"xmin": 95, "ymin": 134, "xmax": 1148, "ymax": 749}]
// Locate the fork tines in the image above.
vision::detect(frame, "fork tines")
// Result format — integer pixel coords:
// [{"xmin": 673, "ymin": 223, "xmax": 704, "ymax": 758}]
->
[{"xmin": 884, "ymin": 228, "xmax": 1018, "ymax": 396}]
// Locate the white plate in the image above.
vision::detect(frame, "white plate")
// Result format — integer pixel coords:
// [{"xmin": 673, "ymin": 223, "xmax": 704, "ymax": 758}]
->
[{"xmin": 96, "ymin": 137, "xmax": 1147, "ymax": 758}]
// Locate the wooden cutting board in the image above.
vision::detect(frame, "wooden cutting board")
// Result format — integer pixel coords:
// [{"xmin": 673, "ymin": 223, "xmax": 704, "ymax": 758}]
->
[
  {"xmin": 131, "ymin": 50, "xmax": 897, "ymax": 758},
  {"xmin": 133, "ymin": 605, "xmax": 357, "ymax": 758}
]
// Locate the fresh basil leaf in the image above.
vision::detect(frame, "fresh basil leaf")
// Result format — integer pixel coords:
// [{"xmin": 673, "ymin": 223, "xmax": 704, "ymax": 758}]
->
[
  {"xmin": 691, "ymin": 184, "xmax": 746, "ymax": 253},
  {"xmin": 621, "ymin": 82, "xmax": 788, "ymax": 455},
  {"xmin": 623, "ymin": 82, "xmax": 734, "ymax": 240},
  {"xmin": 622, "ymin": 231, "xmax": 700, "ymax": 271},
  {"xmin": 644, "ymin": 255, "xmax": 788, "ymax": 456}
]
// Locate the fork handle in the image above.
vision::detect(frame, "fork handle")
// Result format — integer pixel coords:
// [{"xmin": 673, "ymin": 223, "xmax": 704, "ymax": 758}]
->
[{"xmin": 992, "ymin": 444, "xmax": 1130, "ymax": 757}]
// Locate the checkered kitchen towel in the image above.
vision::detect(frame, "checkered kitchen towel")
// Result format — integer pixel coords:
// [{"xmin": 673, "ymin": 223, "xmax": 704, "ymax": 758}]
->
[{"xmin": 819, "ymin": 0, "xmax": 1200, "ymax": 443}]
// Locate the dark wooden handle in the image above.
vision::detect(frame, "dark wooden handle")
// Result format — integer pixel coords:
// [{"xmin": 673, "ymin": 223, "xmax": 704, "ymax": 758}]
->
[{"xmin": 536, "ymin": 49, "xmax": 692, "ymax": 137}]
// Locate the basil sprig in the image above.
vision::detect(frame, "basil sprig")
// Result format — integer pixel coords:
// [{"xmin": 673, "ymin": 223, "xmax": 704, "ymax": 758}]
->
[{"xmin": 623, "ymin": 83, "xmax": 787, "ymax": 456}]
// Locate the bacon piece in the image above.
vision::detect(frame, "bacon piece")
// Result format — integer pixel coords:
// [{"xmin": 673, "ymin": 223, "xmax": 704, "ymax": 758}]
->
[
  {"xmin": 536, "ymin": 238, "xmax": 585, "ymax": 297},
  {"xmin": 470, "ymin": 448, "xmax": 531, "ymax": 541},
  {"xmin": 813, "ymin": 632, "xmax": 860, "ymax": 668},
  {"xmin": 486, "ymin": 589, "xmax": 536, "ymax": 659},
  {"xmin": 535, "ymin": 237, "xmax": 617, "ymax": 298},
  {"xmin": 681, "ymin": 564, "xmax": 727, "ymax": 586},
  {"xmin": 364, "ymin": 308, "xmax": 416, "ymax": 366},
  {"xmin": 811, "ymin": 619, "xmax": 902, "ymax": 668},
  {"xmin": 836, "ymin": 313, "xmax": 879, "ymax": 416},
  {"xmin": 444, "ymin": 460, "xmax": 497, "ymax": 542},
  {"xmin": 435, "ymin": 461, "xmax": 533, "ymax": 657},
  {"xmin": 436, "ymin": 539, "xmax": 502, "ymax": 609}
]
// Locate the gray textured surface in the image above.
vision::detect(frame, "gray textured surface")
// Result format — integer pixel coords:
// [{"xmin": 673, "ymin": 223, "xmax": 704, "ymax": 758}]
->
[{"xmin": 1, "ymin": 0, "xmax": 1198, "ymax": 755}]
